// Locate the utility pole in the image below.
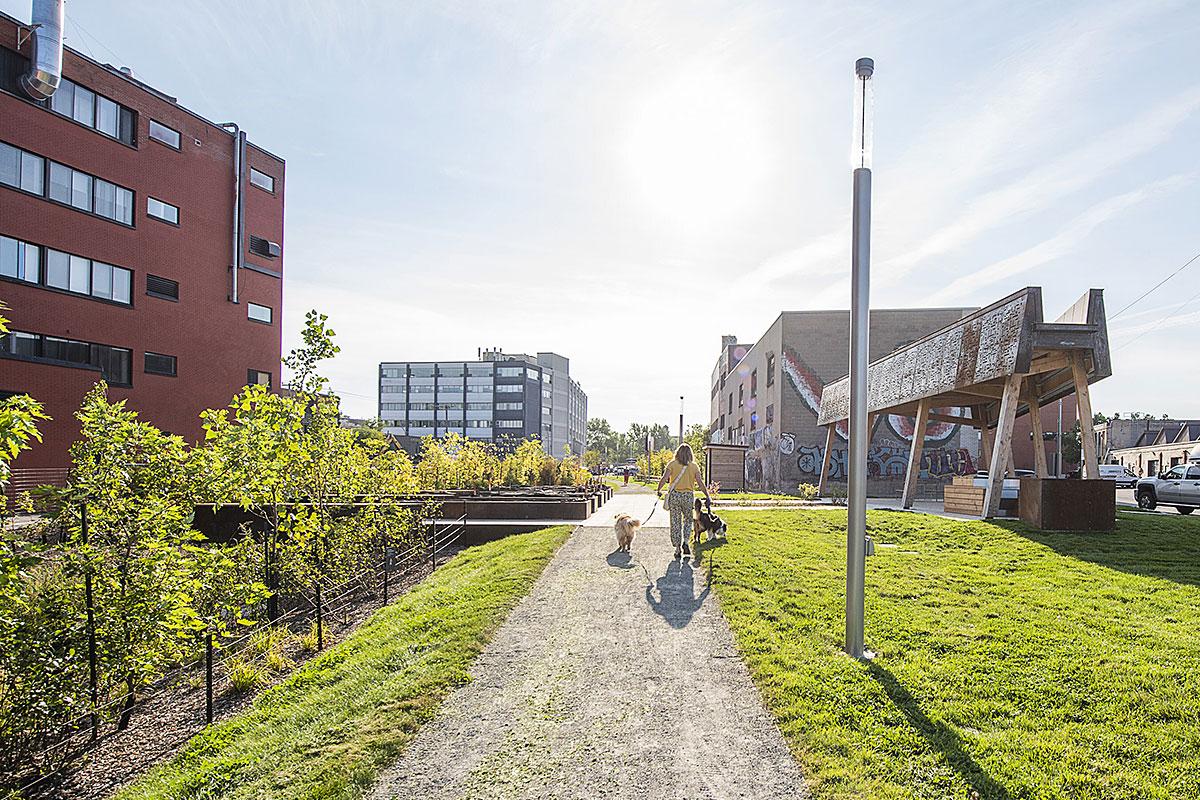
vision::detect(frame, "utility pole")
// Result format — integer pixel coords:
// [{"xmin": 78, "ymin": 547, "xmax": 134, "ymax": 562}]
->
[
  {"xmin": 679, "ymin": 396, "xmax": 684, "ymax": 449},
  {"xmin": 846, "ymin": 56, "xmax": 875, "ymax": 661}
]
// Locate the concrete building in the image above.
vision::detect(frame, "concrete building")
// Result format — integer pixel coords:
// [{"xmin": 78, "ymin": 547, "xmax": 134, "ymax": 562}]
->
[
  {"xmin": 378, "ymin": 349, "xmax": 586, "ymax": 457},
  {"xmin": 1105, "ymin": 420, "xmax": 1200, "ymax": 476},
  {"xmin": 0, "ymin": 5, "xmax": 284, "ymax": 475}
]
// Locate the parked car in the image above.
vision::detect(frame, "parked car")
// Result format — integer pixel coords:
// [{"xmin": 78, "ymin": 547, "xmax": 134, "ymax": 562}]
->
[
  {"xmin": 972, "ymin": 470, "xmax": 1026, "ymax": 501},
  {"xmin": 1098, "ymin": 463, "xmax": 1138, "ymax": 489},
  {"xmin": 1135, "ymin": 463, "xmax": 1200, "ymax": 514}
]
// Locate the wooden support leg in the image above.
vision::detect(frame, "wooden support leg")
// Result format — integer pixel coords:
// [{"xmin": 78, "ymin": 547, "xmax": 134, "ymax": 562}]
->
[
  {"xmin": 817, "ymin": 424, "xmax": 836, "ymax": 496},
  {"xmin": 1071, "ymin": 353, "xmax": 1100, "ymax": 479},
  {"xmin": 1025, "ymin": 383, "xmax": 1049, "ymax": 477},
  {"xmin": 901, "ymin": 399, "xmax": 931, "ymax": 509},
  {"xmin": 984, "ymin": 374, "xmax": 1024, "ymax": 518}
]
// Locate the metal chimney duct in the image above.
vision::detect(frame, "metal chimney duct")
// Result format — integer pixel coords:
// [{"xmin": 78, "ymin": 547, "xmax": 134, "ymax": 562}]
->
[{"xmin": 19, "ymin": 0, "xmax": 66, "ymax": 101}]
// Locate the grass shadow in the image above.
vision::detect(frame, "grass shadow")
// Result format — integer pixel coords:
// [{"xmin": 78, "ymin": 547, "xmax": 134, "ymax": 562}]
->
[
  {"xmin": 867, "ymin": 662, "xmax": 1011, "ymax": 800},
  {"xmin": 1003, "ymin": 512, "xmax": 1200, "ymax": 587}
]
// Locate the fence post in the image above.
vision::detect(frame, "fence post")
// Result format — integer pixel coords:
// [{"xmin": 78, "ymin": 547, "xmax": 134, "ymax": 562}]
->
[
  {"xmin": 205, "ymin": 632, "xmax": 213, "ymax": 725},
  {"xmin": 81, "ymin": 502, "xmax": 99, "ymax": 742},
  {"xmin": 266, "ymin": 504, "xmax": 279, "ymax": 621},
  {"xmin": 315, "ymin": 579, "xmax": 323, "ymax": 650}
]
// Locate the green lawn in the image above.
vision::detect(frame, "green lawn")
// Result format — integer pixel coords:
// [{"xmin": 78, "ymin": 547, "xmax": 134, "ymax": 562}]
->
[
  {"xmin": 710, "ymin": 509, "xmax": 1200, "ymax": 800},
  {"xmin": 117, "ymin": 526, "xmax": 571, "ymax": 800}
]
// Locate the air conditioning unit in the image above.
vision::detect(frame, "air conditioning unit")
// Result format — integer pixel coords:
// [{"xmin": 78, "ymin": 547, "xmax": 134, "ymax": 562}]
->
[{"xmin": 248, "ymin": 235, "xmax": 281, "ymax": 259}]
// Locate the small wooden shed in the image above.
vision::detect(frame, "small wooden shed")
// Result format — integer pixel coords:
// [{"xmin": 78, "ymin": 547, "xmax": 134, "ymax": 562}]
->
[{"xmin": 705, "ymin": 443, "xmax": 748, "ymax": 492}]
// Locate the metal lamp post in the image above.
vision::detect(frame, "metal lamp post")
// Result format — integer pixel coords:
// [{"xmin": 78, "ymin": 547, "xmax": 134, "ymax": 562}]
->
[
  {"xmin": 679, "ymin": 396, "xmax": 685, "ymax": 448},
  {"xmin": 846, "ymin": 57, "xmax": 875, "ymax": 660}
]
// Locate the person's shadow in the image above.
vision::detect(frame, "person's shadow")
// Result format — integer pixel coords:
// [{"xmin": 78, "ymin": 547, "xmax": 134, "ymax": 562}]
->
[{"xmin": 645, "ymin": 560, "xmax": 709, "ymax": 629}]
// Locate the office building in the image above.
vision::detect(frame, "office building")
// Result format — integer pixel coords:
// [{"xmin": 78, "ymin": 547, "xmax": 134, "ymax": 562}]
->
[
  {"xmin": 0, "ymin": 3, "xmax": 284, "ymax": 475},
  {"xmin": 379, "ymin": 349, "xmax": 587, "ymax": 457}
]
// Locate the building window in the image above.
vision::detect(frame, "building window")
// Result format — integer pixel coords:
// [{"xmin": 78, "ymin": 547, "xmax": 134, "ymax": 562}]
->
[
  {"xmin": 247, "ymin": 303, "xmax": 272, "ymax": 324},
  {"xmin": 751, "ymin": 369, "xmax": 758, "ymax": 398},
  {"xmin": 766, "ymin": 353, "xmax": 775, "ymax": 386},
  {"xmin": 495, "ymin": 384, "xmax": 522, "ymax": 394},
  {"xmin": 2, "ymin": 236, "xmax": 131, "ymax": 305},
  {"xmin": 249, "ymin": 167, "xmax": 275, "ymax": 193},
  {"xmin": 497, "ymin": 420, "xmax": 523, "ymax": 429},
  {"xmin": 144, "ymin": 352, "xmax": 177, "ymax": 376},
  {"xmin": 496, "ymin": 402, "xmax": 523, "ymax": 411},
  {"xmin": 1, "ymin": 329, "xmax": 131, "ymax": 385},
  {"xmin": 0, "ymin": 235, "xmax": 40, "ymax": 283},
  {"xmin": 146, "ymin": 274, "xmax": 179, "ymax": 301},
  {"xmin": 766, "ymin": 404, "xmax": 774, "ymax": 425},
  {"xmin": 148, "ymin": 120, "xmax": 181, "ymax": 149},
  {"xmin": 738, "ymin": 385, "xmax": 744, "ymax": 408},
  {"xmin": 496, "ymin": 366, "xmax": 522, "ymax": 377},
  {"xmin": 2, "ymin": 141, "xmax": 134, "ymax": 225},
  {"xmin": 247, "ymin": 369, "xmax": 272, "ymax": 389},
  {"xmin": 147, "ymin": 197, "xmax": 179, "ymax": 224},
  {"xmin": 47, "ymin": 77, "xmax": 136, "ymax": 145}
]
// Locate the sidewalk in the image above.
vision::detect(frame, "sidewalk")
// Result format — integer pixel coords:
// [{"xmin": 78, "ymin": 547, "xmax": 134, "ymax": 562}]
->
[{"xmin": 369, "ymin": 486, "xmax": 808, "ymax": 799}]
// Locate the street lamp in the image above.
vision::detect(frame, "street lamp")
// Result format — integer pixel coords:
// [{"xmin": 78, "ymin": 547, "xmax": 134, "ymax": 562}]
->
[{"xmin": 846, "ymin": 57, "xmax": 874, "ymax": 660}]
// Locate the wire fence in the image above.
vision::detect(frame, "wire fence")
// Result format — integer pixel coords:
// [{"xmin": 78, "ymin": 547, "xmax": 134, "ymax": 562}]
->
[{"xmin": 3, "ymin": 502, "xmax": 466, "ymax": 797}]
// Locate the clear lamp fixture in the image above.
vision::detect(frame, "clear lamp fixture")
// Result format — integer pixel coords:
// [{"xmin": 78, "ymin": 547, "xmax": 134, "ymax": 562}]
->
[{"xmin": 853, "ymin": 57, "xmax": 874, "ymax": 170}]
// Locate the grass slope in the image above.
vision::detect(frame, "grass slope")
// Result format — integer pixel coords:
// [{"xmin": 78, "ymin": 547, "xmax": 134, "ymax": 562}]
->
[
  {"xmin": 710, "ymin": 509, "xmax": 1200, "ymax": 800},
  {"xmin": 117, "ymin": 525, "xmax": 571, "ymax": 800}
]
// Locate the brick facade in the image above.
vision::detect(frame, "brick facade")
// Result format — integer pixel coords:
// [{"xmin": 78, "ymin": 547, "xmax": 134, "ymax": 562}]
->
[{"xmin": 0, "ymin": 11, "xmax": 283, "ymax": 470}]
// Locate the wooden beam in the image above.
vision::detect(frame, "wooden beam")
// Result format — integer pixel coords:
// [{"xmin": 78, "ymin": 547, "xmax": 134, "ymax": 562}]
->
[
  {"xmin": 1025, "ymin": 383, "xmax": 1049, "ymax": 477},
  {"xmin": 984, "ymin": 374, "xmax": 1024, "ymax": 518},
  {"xmin": 901, "ymin": 398, "xmax": 931, "ymax": 509},
  {"xmin": 929, "ymin": 412, "xmax": 981, "ymax": 428},
  {"xmin": 955, "ymin": 385, "xmax": 1007, "ymax": 399},
  {"xmin": 1071, "ymin": 352, "xmax": 1100, "ymax": 479},
  {"xmin": 1026, "ymin": 352, "xmax": 1071, "ymax": 375},
  {"xmin": 817, "ymin": 424, "xmax": 836, "ymax": 496}
]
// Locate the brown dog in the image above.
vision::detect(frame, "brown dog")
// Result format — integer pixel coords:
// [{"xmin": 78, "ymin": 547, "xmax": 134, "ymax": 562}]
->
[{"xmin": 613, "ymin": 514, "xmax": 641, "ymax": 553}]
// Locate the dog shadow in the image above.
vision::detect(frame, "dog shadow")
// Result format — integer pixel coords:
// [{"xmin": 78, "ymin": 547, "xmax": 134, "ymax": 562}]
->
[
  {"xmin": 645, "ymin": 560, "xmax": 709, "ymax": 629},
  {"xmin": 606, "ymin": 549, "xmax": 634, "ymax": 570}
]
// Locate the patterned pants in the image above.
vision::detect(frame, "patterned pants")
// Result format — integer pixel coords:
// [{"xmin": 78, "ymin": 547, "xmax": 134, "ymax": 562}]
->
[{"xmin": 668, "ymin": 489, "xmax": 694, "ymax": 550}]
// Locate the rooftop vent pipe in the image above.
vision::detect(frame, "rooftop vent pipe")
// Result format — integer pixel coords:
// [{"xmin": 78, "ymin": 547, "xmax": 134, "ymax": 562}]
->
[{"xmin": 19, "ymin": 0, "xmax": 65, "ymax": 101}]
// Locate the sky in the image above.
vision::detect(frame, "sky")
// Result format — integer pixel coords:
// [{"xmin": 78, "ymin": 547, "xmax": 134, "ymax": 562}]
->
[{"xmin": 7, "ymin": 0, "xmax": 1199, "ymax": 430}]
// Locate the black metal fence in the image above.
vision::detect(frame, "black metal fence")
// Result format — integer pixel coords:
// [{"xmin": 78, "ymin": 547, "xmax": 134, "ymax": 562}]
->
[{"xmin": 4, "ymin": 502, "xmax": 465, "ymax": 797}]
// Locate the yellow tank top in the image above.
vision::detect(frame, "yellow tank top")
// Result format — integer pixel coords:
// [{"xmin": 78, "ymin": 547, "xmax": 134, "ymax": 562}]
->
[{"xmin": 665, "ymin": 459, "xmax": 700, "ymax": 492}]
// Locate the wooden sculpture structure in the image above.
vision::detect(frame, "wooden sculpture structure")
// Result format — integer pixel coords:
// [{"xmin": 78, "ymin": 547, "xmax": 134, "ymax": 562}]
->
[{"xmin": 816, "ymin": 287, "xmax": 1111, "ymax": 518}]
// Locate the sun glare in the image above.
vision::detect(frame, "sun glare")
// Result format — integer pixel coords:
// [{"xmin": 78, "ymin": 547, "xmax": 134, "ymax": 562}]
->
[{"xmin": 621, "ymin": 68, "xmax": 772, "ymax": 235}]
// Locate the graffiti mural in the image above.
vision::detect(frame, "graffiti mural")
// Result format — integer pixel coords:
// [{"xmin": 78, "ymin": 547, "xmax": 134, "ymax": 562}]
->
[{"xmin": 796, "ymin": 445, "xmax": 974, "ymax": 481}]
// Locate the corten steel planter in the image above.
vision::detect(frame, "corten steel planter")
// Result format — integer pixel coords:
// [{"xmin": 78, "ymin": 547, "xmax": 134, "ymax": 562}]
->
[{"xmin": 1018, "ymin": 477, "xmax": 1115, "ymax": 531}]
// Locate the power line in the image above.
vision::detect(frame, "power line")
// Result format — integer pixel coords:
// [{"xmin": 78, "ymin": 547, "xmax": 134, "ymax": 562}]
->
[
  {"xmin": 1110, "ymin": 248, "xmax": 1200, "ymax": 320},
  {"xmin": 1115, "ymin": 284, "xmax": 1200, "ymax": 351}
]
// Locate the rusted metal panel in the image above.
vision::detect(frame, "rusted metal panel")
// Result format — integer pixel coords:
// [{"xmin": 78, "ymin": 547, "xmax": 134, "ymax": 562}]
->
[{"xmin": 819, "ymin": 288, "xmax": 1035, "ymax": 425}]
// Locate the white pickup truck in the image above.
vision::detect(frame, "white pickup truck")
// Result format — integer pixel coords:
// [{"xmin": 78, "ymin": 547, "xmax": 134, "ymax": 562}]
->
[{"xmin": 1135, "ymin": 463, "xmax": 1200, "ymax": 514}]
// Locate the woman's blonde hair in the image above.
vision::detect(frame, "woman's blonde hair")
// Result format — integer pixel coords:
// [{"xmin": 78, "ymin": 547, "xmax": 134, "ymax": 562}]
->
[{"xmin": 675, "ymin": 443, "xmax": 694, "ymax": 466}]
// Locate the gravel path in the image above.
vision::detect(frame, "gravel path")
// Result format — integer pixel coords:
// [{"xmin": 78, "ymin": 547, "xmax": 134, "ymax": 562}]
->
[{"xmin": 369, "ymin": 487, "xmax": 808, "ymax": 800}]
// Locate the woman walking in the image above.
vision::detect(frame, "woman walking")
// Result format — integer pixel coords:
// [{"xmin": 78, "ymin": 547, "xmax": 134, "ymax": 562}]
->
[{"xmin": 656, "ymin": 443, "xmax": 713, "ymax": 560}]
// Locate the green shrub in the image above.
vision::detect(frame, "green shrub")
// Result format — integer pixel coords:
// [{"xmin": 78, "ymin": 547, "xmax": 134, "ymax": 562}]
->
[
  {"xmin": 226, "ymin": 658, "xmax": 266, "ymax": 693},
  {"xmin": 796, "ymin": 483, "xmax": 819, "ymax": 501}
]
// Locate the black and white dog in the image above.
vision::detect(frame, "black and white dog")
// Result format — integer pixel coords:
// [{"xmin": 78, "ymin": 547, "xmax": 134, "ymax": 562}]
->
[{"xmin": 693, "ymin": 497, "xmax": 728, "ymax": 542}]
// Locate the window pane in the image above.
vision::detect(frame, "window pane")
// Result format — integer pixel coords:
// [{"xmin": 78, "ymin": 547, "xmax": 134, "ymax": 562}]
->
[
  {"xmin": 119, "ymin": 107, "xmax": 136, "ymax": 145},
  {"xmin": 147, "ymin": 197, "xmax": 179, "ymax": 224},
  {"xmin": 69, "ymin": 254, "xmax": 90, "ymax": 293},
  {"xmin": 48, "ymin": 162, "xmax": 72, "ymax": 203},
  {"xmin": 92, "ymin": 345, "xmax": 131, "ymax": 385},
  {"xmin": 0, "ymin": 142, "xmax": 19, "ymax": 187},
  {"xmin": 249, "ymin": 168, "xmax": 274, "ymax": 192},
  {"xmin": 91, "ymin": 261, "xmax": 112, "ymax": 299},
  {"xmin": 115, "ymin": 187, "xmax": 133, "ymax": 225},
  {"xmin": 93, "ymin": 178, "xmax": 116, "ymax": 219},
  {"xmin": 96, "ymin": 96, "xmax": 119, "ymax": 137},
  {"xmin": 22, "ymin": 243, "xmax": 40, "ymax": 283},
  {"xmin": 71, "ymin": 171, "xmax": 93, "ymax": 211},
  {"xmin": 0, "ymin": 236, "xmax": 16, "ymax": 278},
  {"xmin": 148, "ymin": 120, "xmax": 181, "ymax": 148},
  {"xmin": 2, "ymin": 331, "xmax": 40, "ymax": 357},
  {"xmin": 50, "ymin": 79, "xmax": 73, "ymax": 116},
  {"xmin": 73, "ymin": 85, "xmax": 95, "ymax": 127},
  {"xmin": 112, "ymin": 266, "xmax": 131, "ymax": 304},
  {"xmin": 45, "ymin": 336, "xmax": 89, "ymax": 364},
  {"xmin": 19, "ymin": 152, "xmax": 43, "ymax": 194},
  {"xmin": 46, "ymin": 249, "xmax": 70, "ymax": 289}
]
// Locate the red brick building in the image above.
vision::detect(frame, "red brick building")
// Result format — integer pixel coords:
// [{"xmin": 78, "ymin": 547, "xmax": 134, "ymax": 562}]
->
[{"xmin": 1, "ymin": 6, "xmax": 284, "ymax": 476}]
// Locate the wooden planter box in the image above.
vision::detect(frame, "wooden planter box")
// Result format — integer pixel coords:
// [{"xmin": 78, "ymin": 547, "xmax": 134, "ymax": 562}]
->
[
  {"xmin": 944, "ymin": 476, "xmax": 985, "ymax": 516},
  {"xmin": 1018, "ymin": 478, "xmax": 1115, "ymax": 531}
]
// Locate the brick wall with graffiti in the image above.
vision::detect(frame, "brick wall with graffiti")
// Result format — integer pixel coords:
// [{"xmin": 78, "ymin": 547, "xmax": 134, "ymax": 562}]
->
[{"xmin": 743, "ymin": 337, "xmax": 976, "ymax": 494}]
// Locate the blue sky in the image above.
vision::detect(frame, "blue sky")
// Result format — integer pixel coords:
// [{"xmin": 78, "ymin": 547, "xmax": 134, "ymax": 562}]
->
[{"xmin": 9, "ymin": 0, "xmax": 1199, "ymax": 429}]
